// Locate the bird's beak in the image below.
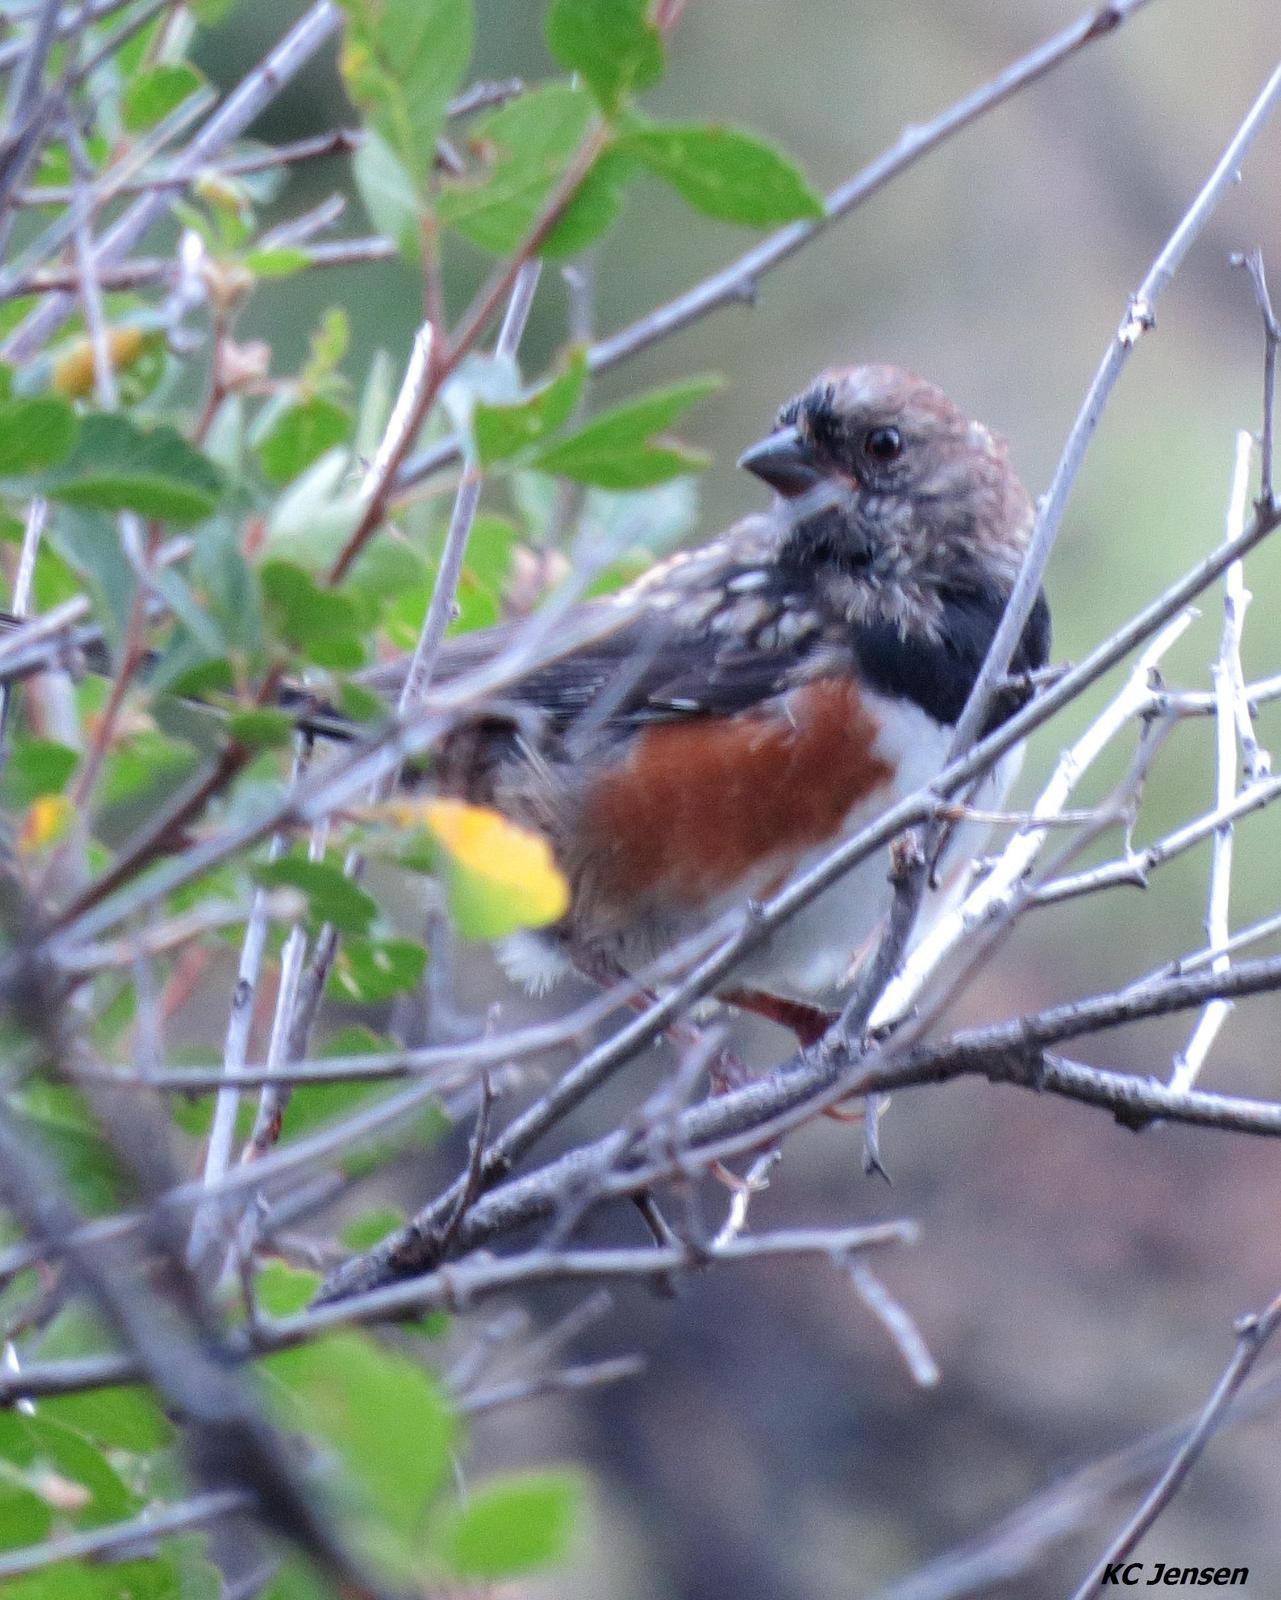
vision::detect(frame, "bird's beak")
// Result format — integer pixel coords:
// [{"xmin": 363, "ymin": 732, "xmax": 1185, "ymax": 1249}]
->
[{"xmin": 737, "ymin": 425, "xmax": 823, "ymax": 498}]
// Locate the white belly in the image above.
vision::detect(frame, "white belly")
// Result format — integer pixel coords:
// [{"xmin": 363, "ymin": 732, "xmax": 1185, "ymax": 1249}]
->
[
  {"xmin": 500, "ymin": 695, "xmax": 1021, "ymax": 1005},
  {"xmin": 724, "ymin": 697, "xmax": 1021, "ymax": 1002}
]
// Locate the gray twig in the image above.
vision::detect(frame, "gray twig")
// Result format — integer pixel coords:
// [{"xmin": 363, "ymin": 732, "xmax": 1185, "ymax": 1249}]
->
[
  {"xmin": 1070, "ymin": 1292, "xmax": 1281, "ymax": 1600},
  {"xmin": 0, "ymin": 1488, "xmax": 254, "ymax": 1579},
  {"xmin": 948, "ymin": 57, "xmax": 1281, "ymax": 765},
  {"xmin": 1232, "ymin": 247, "xmax": 1280, "ymax": 509},
  {"xmin": 2, "ymin": 0, "xmax": 342, "ymax": 361},
  {"xmin": 457, "ymin": 1354, "xmax": 645, "ymax": 1417},
  {"xmin": 872, "ymin": 1365, "xmax": 1281, "ymax": 1600}
]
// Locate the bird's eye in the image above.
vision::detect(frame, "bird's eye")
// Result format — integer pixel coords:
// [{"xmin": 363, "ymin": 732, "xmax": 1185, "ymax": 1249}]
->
[{"xmin": 863, "ymin": 426, "xmax": 903, "ymax": 463}]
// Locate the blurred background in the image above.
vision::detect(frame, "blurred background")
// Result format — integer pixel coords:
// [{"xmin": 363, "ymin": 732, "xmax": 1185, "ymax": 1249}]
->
[{"xmin": 190, "ymin": 2, "xmax": 1281, "ymax": 1594}]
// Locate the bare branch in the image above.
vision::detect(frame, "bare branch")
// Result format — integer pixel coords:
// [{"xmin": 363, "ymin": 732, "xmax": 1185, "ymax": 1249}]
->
[
  {"xmin": 0, "ymin": 494, "xmax": 46, "ymax": 738},
  {"xmin": 456, "ymin": 1354, "xmax": 646, "ymax": 1417},
  {"xmin": 847, "ymin": 1261, "xmax": 940, "ymax": 1389},
  {"xmin": 1169, "ymin": 433, "xmax": 1257, "ymax": 1092},
  {"xmin": 0, "ymin": 1488, "xmax": 254, "ymax": 1580},
  {"xmin": 1232, "ymin": 247, "xmax": 1280, "ymax": 507},
  {"xmin": 1, "ymin": 1, "xmax": 343, "ymax": 361},
  {"xmin": 949, "ymin": 56, "xmax": 1281, "ymax": 762},
  {"xmin": 872, "ymin": 1366, "xmax": 1281, "ymax": 1600},
  {"xmin": 1071, "ymin": 1292, "xmax": 1281, "ymax": 1600},
  {"xmin": 0, "ymin": 1223, "xmax": 920, "ymax": 1401}
]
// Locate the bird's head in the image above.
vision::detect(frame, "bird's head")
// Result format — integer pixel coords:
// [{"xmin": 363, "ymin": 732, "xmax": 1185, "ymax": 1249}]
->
[{"xmin": 739, "ymin": 364, "xmax": 1033, "ymax": 629}]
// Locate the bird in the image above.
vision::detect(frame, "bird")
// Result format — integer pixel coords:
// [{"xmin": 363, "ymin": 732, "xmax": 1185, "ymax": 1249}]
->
[
  {"xmin": 374, "ymin": 362, "xmax": 1051, "ymax": 1038},
  {"xmin": 3, "ymin": 364, "xmax": 1050, "ymax": 1041}
]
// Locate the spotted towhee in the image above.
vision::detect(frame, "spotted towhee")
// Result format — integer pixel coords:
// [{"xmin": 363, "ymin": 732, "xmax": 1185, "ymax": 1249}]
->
[
  {"xmin": 378, "ymin": 363, "xmax": 1051, "ymax": 1035},
  {"xmin": 2, "ymin": 364, "xmax": 1050, "ymax": 1039}
]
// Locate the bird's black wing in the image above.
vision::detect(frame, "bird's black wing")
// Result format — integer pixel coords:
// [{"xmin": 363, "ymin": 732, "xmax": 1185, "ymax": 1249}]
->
[{"xmin": 401, "ymin": 606, "xmax": 829, "ymax": 740}]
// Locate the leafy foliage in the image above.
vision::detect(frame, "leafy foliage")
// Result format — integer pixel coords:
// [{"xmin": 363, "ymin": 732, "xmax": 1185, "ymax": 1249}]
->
[
  {"xmin": 0, "ymin": 397, "xmax": 77, "ymax": 474},
  {"xmin": 618, "ymin": 120, "xmax": 825, "ymax": 224},
  {"xmin": 545, "ymin": 0, "xmax": 664, "ymax": 114},
  {"xmin": 43, "ymin": 417, "xmax": 224, "ymax": 525},
  {"xmin": 472, "ymin": 347, "xmax": 588, "ymax": 464},
  {"xmin": 0, "ymin": 0, "xmax": 831, "ymax": 1590},
  {"xmin": 437, "ymin": 85, "xmax": 611, "ymax": 257},
  {"xmin": 255, "ymin": 397, "xmax": 351, "ymax": 485},
  {"xmin": 338, "ymin": 0, "xmax": 472, "ymax": 181},
  {"xmin": 432, "ymin": 1470, "xmax": 582, "ymax": 1578},
  {"xmin": 122, "ymin": 64, "xmax": 206, "ymax": 133},
  {"xmin": 530, "ymin": 373, "xmax": 723, "ymax": 486}
]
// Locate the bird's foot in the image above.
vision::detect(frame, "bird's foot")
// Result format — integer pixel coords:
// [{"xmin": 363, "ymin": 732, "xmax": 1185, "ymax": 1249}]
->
[{"xmin": 718, "ymin": 987, "xmax": 836, "ymax": 1048}]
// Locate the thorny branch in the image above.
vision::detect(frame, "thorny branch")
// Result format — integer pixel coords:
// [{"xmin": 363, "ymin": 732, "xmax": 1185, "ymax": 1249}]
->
[
  {"xmin": 870, "ymin": 1366, "xmax": 1281, "ymax": 1600},
  {"xmin": 1070, "ymin": 1292, "xmax": 1281, "ymax": 1600},
  {"xmin": 1, "ymin": 0, "xmax": 1281, "ymax": 1590}
]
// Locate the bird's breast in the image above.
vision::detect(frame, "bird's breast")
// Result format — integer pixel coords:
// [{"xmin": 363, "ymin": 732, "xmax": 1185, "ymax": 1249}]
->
[{"xmin": 572, "ymin": 675, "xmax": 895, "ymax": 920}]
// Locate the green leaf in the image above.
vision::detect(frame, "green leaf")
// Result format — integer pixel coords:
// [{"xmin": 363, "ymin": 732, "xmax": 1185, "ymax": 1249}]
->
[
  {"xmin": 256, "ymin": 397, "xmax": 351, "ymax": 485},
  {"xmin": 242, "ymin": 246, "xmax": 310, "ymax": 279},
  {"xmin": 529, "ymin": 374, "xmax": 721, "ymax": 488},
  {"xmin": 187, "ymin": 520, "xmax": 264, "ymax": 665},
  {"xmin": 0, "ymin": 738, "xmax": 77, "ymax": 809},
  {"xmin": 32, "ymin": 1309, "xmax": 171, "ymax": 1451},
  {"xmin": 545, "ymin": 0, "xmax": 664, "ymax": 115},
  {"xmin": 9, "ymin": 1085, "xmax": 124, "ymax": 1214},
  {"xmin": 434, "ymin": 1471, "xmax": 581, "ymax": 1579},
  {"xmin": 302, "ymin": 309, "xmax": 351, "ymax": 389},
  {"xmin": 338, "ymin": 0, "xmax": 472, "ymax": 180},
  {"xmin": 259, "ymin": 560, "xmax": 365, "ymax": 671},
  {"xmin": 255, "ymin": 1261, "xmax": 320, "ymax": 1316},
  {"xmin": 149, "ymin": 565, "xmax": 226, "ymax": 657},
  {"xmin": 618, "ymin": 121, "xmax": 824, "ymax": 225},
  {"xmin": 326, "ymin": 936, "xmax": 426, "ymax": 1004},
  {"xmin": 472, "ymin": 348, "xmax": 586, "ymax": 465},
  {"xmin": 0, "ymin": 1480, "xmax": 51, "ymax": 1552},
  {"xmin": 122, "ymin": 63, "xmax": 205, "ymax": 133},
  {"xmin": 438, "ymin": 86, "xmax": 618, "ymax": 258},
  {"xmin": 260, "ymin": 1556, "xmax": 341, "ymax": 1600},
  {"xmin": 340, "ymin": 1206, "xmax": 404, "ymax": 1251},
  {"xmin": 539, "ymin": 157, "xmax": 626, "ymax": 259},
  {"xmin": 226, "ymin": 707, "xmax": 296, "ymax": 750},
  {"xmin": 37, "ymin": 1385, "xmax": 171, "ymax": 1455},
  {"xmin": 351, "ymin": 129, "xmax": 421, "ymax": 261},
  {"xmin": 45, "ymin": 415, "xmax": 223, "ymax": 524},
  {"xmin": 544, "ymin": 441, "xmax": 706, "ymax": 488},
  {"xmin": 0, "ymin": 396, "xmax": 77, "ymax": 474},
  {"xmin": 2, "ymin": 1558, "xmax": 183, "ymax": 1600},
  {"xmin": 336, "ymin": 680, "xmax": 387, "ymax": 723},
  {"xmin": 265, "ymin": 1332, "xmax": 453, "ymax": 1545},
  {"xmin": 46, "ymin": 507, "xmax": 132, "ymax": 655},
  {"xmin": 19, "ymin": 1415, "xmax": 139, "ymax": 1526},
  {"xmin": 254, "ymin": 855, "xmax": 376, "ymax": 935},
  {"xmin": 454, "ymin": 514, "xmax": 515, "ymax": 634},
  {"xmin": 347, "ymin": 537, "xmax": 428, "ymax": 643},
  {"xmin": 97, "ymin": 731, "xmax": 200, "ymax": 813}
]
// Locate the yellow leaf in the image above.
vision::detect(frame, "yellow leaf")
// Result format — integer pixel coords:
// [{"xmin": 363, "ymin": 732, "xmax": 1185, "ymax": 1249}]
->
[
  {"xmin": 20, "ymin": 794, "xmax": 71, "ymax": 852},
  {"xmin": 415, "ymin": 798, "xmax": 569, "ymax": 940},
  {"xmin": 192, "ymin": 172, "xmax": 250, "ymax": 218},
  {"xmin": 51, "ymin": 326, "xmax": 146, "ymax": 398}
]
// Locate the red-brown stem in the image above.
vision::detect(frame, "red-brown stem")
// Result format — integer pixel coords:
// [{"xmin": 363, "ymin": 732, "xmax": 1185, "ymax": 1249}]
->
[{"xmin": 326, "ymin": 123, "xmax": 609, "ymax": 585}]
